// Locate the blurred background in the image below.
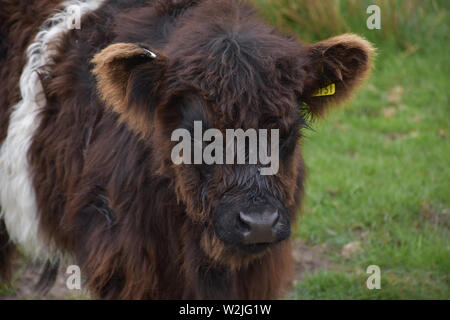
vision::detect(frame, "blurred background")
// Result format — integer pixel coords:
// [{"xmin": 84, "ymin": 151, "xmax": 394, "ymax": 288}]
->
[
  {"xmin": 253, "ymin": 0, "xmax": 449, "ymax": 299},
  {"xmin": 1, "ymin": 0, "xmax": 448, "ymax": 299}
]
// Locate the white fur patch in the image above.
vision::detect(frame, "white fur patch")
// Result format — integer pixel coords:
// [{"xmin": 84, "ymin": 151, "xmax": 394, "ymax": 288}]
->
[{"xmin": 0, "ymin": 0, "xmax": 105, "ymax": 259}]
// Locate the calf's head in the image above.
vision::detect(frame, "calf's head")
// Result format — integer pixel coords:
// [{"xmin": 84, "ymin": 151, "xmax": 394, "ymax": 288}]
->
[{"xmin": 92, "ymin": 14, "xmax": 373, "ymax": 266}]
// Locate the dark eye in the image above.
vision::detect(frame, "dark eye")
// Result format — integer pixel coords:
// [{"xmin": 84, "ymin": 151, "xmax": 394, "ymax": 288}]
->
[
  {"xmin": 280, "ymin": 126, "xmax": 300, "ymax": 155},
  {"xmin": 195, "ymin": 157, "xmax": 214, "ymax": 179},
  {"xmin": 298, "ymin": 116, "xmax": 312, "ymax": 131},
  {"xmin": 189, "ymin": 132, "xmax": 215, "ymax": 178},
  {"xmin": 280, "ymin": 113, "xmax": 308, "ymax": 154},
  {"xmin": 179, "ymin": 104, "xmax": 206, "ymax": 132}
]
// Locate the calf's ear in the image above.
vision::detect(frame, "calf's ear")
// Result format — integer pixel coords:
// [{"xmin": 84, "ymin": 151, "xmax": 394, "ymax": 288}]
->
[
  {"xmin": 301, "ymin": 34, "xmax": 375, "ymax": 118},
  {"xmin": 92, "ymin": 43, "xmax": 167, "ymax": 138}
]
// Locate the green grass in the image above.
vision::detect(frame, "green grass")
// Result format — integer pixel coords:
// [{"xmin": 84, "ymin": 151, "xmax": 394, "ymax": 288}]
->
[
  {"xmin": 254, "ymin": 0, "xmax": 450, "ymax": 299},
  {"xmin": 0, "ymin": 283, "xmax": 16, "ymax": 296},
  {"xmin": 292, "ymin": 270, "xmax": 449, "ymax": 300}
]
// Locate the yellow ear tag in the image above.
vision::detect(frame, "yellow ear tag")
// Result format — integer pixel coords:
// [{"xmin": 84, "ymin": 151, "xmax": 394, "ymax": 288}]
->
[{"xmin": 312, "ymin": 83, "xmax": 336, "ymax": 97}]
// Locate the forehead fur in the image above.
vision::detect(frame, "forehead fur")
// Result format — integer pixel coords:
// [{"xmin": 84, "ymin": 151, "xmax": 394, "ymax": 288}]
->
[{"xmin": 164, "ymin": 0, "xmax": 306, "ymax": 130}]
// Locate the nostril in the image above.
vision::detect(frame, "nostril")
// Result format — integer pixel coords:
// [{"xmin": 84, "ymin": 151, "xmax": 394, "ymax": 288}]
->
[
  {"xmin": 237, "ymin": 211, "xmax": 252, "ymax": 232},
  {"xmin": 239, "ymin": 210, "xmax": 279, "ymax": 228},
  {"xmin": 238, "ymin": 209, "xmax": 279, "ymax": 244},
  {"xmin": 268, "ymin": 210, "xmax": 279, "ymax": 227},
  {"xmin": 238, "ymin": 211, "xmax": 253, "ymax": 226}
]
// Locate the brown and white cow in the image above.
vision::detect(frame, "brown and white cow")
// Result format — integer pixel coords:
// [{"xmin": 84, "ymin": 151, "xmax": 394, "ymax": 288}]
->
[{"xmin": 0, "ymin": 0, "xmax": 373, "ymax": 299}]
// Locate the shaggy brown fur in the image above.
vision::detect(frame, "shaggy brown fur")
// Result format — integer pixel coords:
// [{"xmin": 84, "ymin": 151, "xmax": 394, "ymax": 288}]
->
[
  {"xmin": 0, "ymin": 0, "xmax": 373, "ymax": 299},
  {"xmin": 0, "ymin": 0, "xmax": 64, "ymax": 144}
]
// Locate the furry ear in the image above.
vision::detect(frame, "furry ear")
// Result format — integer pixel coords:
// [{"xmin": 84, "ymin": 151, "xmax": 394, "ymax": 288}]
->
[
  {"xmin": 301, "ymin": 34, "xmax": 375, "ymax": 117},
  {"xmin": 92, "ymin": 43, "xmax": 167, "ymax": 138}
]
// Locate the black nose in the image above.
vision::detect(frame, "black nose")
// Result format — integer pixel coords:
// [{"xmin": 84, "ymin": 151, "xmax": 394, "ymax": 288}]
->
[{"xmin": 238, "ymin": 208, "xmax": 279, "ymax": 244}]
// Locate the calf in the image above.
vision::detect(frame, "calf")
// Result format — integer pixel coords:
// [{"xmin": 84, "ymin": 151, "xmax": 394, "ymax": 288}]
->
[{"xmin": 0, "ymin": 0, "xmax": 373, "ymax": 299}]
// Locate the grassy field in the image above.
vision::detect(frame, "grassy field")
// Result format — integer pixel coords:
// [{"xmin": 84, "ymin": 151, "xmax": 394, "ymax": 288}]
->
[{"xmin": 255, "ymin": 0, "xmax": 450, "ymax": 299}]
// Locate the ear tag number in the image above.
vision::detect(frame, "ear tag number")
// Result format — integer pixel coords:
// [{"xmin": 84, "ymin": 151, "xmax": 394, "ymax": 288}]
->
[{"xmin": 312, "ymin": 83, "xmax": 336, "ymax": 97}]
